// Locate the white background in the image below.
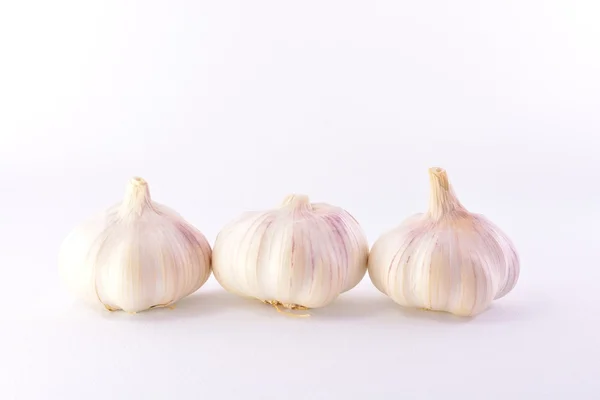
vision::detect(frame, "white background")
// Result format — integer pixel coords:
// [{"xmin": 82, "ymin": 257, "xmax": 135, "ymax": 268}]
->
[{"xmin": 1, "ymin": 1, "xmax": 599, "ymax": 399}]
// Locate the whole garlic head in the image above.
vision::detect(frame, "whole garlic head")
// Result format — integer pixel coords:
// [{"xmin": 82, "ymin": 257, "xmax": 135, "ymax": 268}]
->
[
  {"xmin": 212, "ymin": 194, "xmax": 369, "ymax": 309},
  {"xmin": 368, "ymin": 168, "xmax": 519, "ymax": 316},
  {"xmin": 59, "ymin": 177, "xmax": 212, "ymax": 313}
]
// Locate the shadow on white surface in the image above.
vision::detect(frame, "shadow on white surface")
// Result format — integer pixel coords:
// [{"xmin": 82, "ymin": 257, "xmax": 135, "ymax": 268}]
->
[
  {"xmin": 87, "ymin": 289, "xmax": 246, "ymax": 321},
  {"xmin": 315, "ymin": 292, "xmax": 542, "ymax": 325},
  {"xmin": 72, "ymin": 288, "xmax": 541, "ymax": 325}
]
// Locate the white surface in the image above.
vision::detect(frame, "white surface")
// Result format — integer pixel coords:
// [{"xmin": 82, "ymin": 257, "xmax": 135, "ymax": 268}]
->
[{"xmin": 1, "ymin": 1, "xmax": 599, "ymax": 399}]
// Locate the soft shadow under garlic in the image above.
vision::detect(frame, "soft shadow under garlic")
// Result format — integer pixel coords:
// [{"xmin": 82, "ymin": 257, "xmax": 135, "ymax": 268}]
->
[
  {"xmin": 94, "ymin": 289, "xmax": 245, "ymax": 320},
  {"xmin": 389, "ymin": 305, "xmax": 476, "ymax": 324},
  {"xmin": 308, "ymin": 293, "xmax": 395, "ymax": 320},
  {"xmin": 314, "ymin": 292, "xmax": 473, "ymax": 324},
  {"xmin": 383, "ymin": 298, "xmax": 540, "ymax": 324},
  {"xmin": 475, "ymin": 298, "xmax": 546, "ymax": 324}
]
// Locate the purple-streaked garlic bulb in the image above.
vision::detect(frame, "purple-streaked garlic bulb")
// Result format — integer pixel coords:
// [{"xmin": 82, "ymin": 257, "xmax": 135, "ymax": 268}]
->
[
  {"xmin": 59, "ymin": 177, "xmax": 212, "ymax": 313},
  {"xmin": 368, "ymin": 167, "xmax": 519, "ymax": 317},
  {"xmin": 212, "ymin": 194, "xmax": 369, "ymax": 310}
]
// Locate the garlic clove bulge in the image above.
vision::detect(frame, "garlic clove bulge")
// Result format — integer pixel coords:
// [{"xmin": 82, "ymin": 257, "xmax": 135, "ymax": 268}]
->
[
  {"xmin": 368, "ymin": 168, "xmax": 519, "ymax": 317},
  {"xmin": 212, "ymin": 194, "xmax": 369, "ymax": 310},
  {"xmin": 58, "ymin": 177, "xmax": 212, "ymax": 313}
]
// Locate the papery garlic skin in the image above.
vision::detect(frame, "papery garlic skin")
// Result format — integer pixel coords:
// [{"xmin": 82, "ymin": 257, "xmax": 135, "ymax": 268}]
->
[
  {"xmin": 59, "ymin": 177, "xmax": 211, "ymax": 313},
  {"xmin": 212, "ymin": 194, "xmax": 369, "ymax": 309},
  {"xmin": 368, "ymin": 168, "xmax": 519, "ymax": 317}
]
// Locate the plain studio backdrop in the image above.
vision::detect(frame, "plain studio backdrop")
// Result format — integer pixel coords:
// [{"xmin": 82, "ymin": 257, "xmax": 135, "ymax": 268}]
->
[{"xmin": 1, "ymin": 1, "xmax": 599, "ymax": 399}]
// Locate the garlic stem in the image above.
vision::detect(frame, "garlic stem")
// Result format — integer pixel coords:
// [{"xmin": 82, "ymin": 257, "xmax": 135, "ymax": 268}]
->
[
  {"xmin": 120, "ymin": 177, "xmax": 153, "ymax": 216},
  {"xmin": 280, "ymin": 194, "xmax": 312, "ymax": 211},
  {"xmin": 427, "ymin": 167, "xmax": 465, "ymax": 220}
]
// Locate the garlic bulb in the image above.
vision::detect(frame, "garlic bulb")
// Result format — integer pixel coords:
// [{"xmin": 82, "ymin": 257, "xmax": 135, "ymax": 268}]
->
[
  {"xmin": 212, "ymin": 194, "xmax": 369, "ymax": 310},
  {"xmin": 59, "ymin": 177, "xmax": 212, "ymax": 313},
  {"xmin": 368, "ymin": 168, "xmax": 519, "ymax": 317}
]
